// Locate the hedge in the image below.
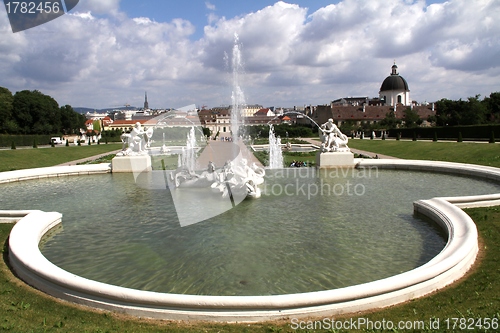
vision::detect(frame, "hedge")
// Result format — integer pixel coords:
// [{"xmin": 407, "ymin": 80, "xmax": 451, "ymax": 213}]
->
[{"xmin": 0, "ymin": 135, "xmax": 53, "ymax": 147}]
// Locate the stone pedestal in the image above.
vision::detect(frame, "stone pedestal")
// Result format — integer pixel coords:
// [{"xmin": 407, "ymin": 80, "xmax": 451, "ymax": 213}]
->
[
  {"xmin": 111, "ymin": 155, "xmax": 152, "ymax": 173},
  {"xmin": 316, "ymin": 151, "xmax": 355, "ymax": 168}
]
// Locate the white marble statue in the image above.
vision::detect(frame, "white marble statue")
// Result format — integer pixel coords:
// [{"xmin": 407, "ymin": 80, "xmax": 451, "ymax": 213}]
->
[
  {"xmin": 117, "ymin": 122, "xmax": 154, "ymax": 156},
  {"xmin": 173, "ymin": 158, "xmax": 265, "ymax": 199},
  {"xmin": 211, "ymin": 159, "xmax": 265, "ymax": 199},
  {"xmin": 320, "ymin": 118, "xmax": 350, "ymax": 152}
]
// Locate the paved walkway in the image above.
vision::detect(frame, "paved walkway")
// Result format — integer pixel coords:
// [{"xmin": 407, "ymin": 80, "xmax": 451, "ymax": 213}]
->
[
  {"xmin": 301, "ymin": 138, "xmax": 399, "ymax": 159},
  {"xmin": 196, "ymin": 140, "xmax": 263, "ymax": 169}
]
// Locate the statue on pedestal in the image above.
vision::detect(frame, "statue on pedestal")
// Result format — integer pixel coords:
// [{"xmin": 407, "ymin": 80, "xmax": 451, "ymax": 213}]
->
[
  {"xmin": 319, "ymin": 118, "xmax": 350, "ymax": 152},
  {"xmin": 117, "ymin": 122, "xmax": 154, "ymax": 156}
]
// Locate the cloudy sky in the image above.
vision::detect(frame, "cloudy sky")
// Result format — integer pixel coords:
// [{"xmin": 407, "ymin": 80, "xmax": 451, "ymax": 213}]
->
[{"xmin": 0, "ymin": 0, "xmax": 499, "ymax": 110}]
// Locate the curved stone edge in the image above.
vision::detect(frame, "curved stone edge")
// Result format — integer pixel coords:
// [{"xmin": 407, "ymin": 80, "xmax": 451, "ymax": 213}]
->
[
  {"xmin": 3, "ymin": 160, "xmax": 498, "ymax": 322},
  {"xmin": 0, "ymin": 164, "xmax": 112, "ymax": 184}
]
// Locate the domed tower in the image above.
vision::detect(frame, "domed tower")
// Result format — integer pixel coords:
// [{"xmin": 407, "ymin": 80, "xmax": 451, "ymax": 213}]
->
[{"xmin": 379, "ymin": 62, "xmax": 410, "ymax": 107}]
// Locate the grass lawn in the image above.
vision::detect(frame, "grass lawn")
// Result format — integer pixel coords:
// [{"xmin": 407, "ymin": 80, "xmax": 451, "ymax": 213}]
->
[
  {"xmin": 348, "ymin": 139, "xmax": 500, "ymax": 168},
  {"xmin": 0, "ymin": 144, "xmax": 121, "ymax": 172},
  {"xmin": 0, "ymin": 140, "xmax": 499, "ymax": 332}
]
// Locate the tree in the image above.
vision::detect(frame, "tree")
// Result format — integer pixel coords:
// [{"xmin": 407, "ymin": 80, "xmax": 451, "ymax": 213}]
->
[
  {"xmin": 380, "ymin": 111, "xmax": 402, "ymax": 129},
  {"xmin": 60, "ymin": 105, "xmax": 85, "ymax": 134},
  {"xmin": 403, "ymin": 108, "xmax": 421, "ymax": 128},
  {"xmin": 12, "ymin": 90, "xmax": 60, "ymax": 134},
  {"xmin": 461, "ymin": 95, "xmax": 487, "ymax": 125},
  {"xmin": 0, "ymin": 87, "xmax": 14, "ymax": 133},
  {"xmin": 483, "ymin": 92, "xmax": 500, "ymax": 123},
  {"xmin": 202, "ymin": 127, "xmax": 211, "ymax": 138}
]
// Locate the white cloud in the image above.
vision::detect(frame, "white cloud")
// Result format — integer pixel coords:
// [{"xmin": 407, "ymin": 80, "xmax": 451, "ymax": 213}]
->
[
  {"xmin": 0, "ymin": 0, "xmax": 499, "ymax": 109},
  {"xmin": 75, "ymin": 0, "xmax": 121, "ymax": 15},
  {"xmin": 205, "ymin": 2, "xmax": 216, "ymax": 11}
]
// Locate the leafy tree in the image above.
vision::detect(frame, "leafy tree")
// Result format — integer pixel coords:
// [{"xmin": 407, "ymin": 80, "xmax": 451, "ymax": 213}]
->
[
  {"xmin": 403, "ymin": 108, "xmax": 421, "ymax": 128},
  {"xmin": 0, "ymin": 87, "xmax": 14, "ymax": 133},
  {"xmin": 380, "ymin": 111, "xmax": 402, "ymax": 129},
  {"xmin": 483, "ymin": 92, "xmax": 500, "ymax": 123},
  {"xmin": 202, "ymin": 127, "xmax": 211, "ymax": 138},
  {"xmin": 461, "ymin": 95, "xmax": 487, "ymax": 125},
  {"xmin": 60, "ymin": 105, "xmax": 85, "ymax": 134},
  {"xmin": 12, "ymin": 90, "xmax": 60, "ymax": 134}
]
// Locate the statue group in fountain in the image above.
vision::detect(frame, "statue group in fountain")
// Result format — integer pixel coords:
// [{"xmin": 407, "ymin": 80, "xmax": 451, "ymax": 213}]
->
[
  {"xmin": 319, "ymin": 118, "xmax": 350, "ymax": 153},
  {"xmin": 172, "ymin": 158, "xmax": 265, "ymax": 199},
  {"xmin": 117, "ymin": 122, "xmax": 154, "ymax": 156}
]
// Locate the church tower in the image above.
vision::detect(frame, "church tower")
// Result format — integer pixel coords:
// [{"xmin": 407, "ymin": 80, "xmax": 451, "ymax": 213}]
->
[{"xmin": 144, "ymin": 91, "xmax": 149, "ymax": 110}]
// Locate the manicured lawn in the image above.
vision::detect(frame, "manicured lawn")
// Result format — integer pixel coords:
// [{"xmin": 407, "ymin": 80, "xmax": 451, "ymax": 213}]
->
[
  {"xmin": 0, "ymin": 144, "xmax": 121, "ymax": 172},
  {"xmin": 348, "ymin": 139, "xmax": 500, "ymax": 167},
  {"xmin": 0, "ymin": 140, "xmax": 499, "ymax": 332}
]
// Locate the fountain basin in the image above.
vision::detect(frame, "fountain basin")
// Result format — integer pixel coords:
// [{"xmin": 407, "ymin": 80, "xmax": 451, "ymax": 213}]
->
[{"xmin": 4, "ymin": 159, "xmax": 500, "ymax": 321}]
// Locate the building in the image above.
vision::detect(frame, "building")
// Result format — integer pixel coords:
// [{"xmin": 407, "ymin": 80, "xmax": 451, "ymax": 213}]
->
[
  {"xmin": 300, "ymin": 62, "xmax": 434, "ymax": 129},
  {"xmin": 379, "ymin": 62, "xmax": 411, "ymax": 107}
]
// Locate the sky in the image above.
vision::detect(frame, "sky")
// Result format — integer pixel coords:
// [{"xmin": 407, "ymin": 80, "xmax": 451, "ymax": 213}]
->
[{"xmin": 0, "ymin": 0, "xmax": 499, "ymax": 110}]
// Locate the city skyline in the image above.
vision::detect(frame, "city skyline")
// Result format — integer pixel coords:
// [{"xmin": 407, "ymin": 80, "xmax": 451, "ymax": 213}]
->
[{"xmin": 0, "ymin": 0, "xmax": 499, "ymax": 110}]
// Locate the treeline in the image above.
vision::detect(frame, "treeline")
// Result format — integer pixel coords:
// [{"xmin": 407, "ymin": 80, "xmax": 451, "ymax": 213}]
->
[
  {"xmin": 431, "ymin": 92, "xmax": 500, "ymax": 126},
  {"xmin": 0, "ymin": 87, "xmax": 86, "ymax": 135}
]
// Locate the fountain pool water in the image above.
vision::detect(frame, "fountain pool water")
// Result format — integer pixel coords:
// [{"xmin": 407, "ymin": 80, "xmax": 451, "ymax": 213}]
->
[{"xmin": 3, "ymin": 168, "xmax": 500, "ymax": 296}]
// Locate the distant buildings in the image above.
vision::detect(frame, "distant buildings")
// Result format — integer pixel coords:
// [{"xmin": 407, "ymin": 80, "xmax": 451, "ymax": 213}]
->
[
  {"xmin": 86, "ymin": 62, "xmax": 434, "ymax": 136},
  {"xmin": 300, "ymin": 62, "xmax": 435, "ymax": 128}
]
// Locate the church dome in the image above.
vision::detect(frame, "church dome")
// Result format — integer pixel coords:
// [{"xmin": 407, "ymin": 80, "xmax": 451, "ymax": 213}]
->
[{"xmin": 380, "ymin": 64, "xmax": 409, "ymax": 92}]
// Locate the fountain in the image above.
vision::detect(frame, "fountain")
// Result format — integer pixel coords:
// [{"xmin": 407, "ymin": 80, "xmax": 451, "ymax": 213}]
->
[
  {"xmin": 3, "ymin": 34, "xmax": 500, "ymax": 323},
  {"xmin": 230, "ymin": 33, "xmax": 245, "ymax": 142},
  {"xmin": 177, "ymin": 126, "xmax": 198, "ymax": 172},
  {"xmin": 268, "ymin": 124, "xmax": 284, "ymax": 169}
]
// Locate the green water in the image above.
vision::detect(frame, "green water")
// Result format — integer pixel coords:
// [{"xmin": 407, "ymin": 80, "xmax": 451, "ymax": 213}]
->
[{"xmin": 1, "ymin": 169, "xmax": 498, "ymax": 296}]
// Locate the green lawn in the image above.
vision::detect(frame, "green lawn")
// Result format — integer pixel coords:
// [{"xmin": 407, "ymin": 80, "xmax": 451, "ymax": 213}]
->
[
  {"xmin": 348, "ymin": 139, "xmax": 500, "ymax": 167},
  {"xmin": 0, "ymin": 141, "xmax": 499, "ymax": 332},
  {"xmin": 0, "ymin": 144, "xmax": 121, "ymax": 172}
]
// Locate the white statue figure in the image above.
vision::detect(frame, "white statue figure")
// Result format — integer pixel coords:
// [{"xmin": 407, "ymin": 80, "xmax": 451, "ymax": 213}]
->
[
  {"xmin": 173, "ymin": 161, "xmax": 219, "ymax": 188},
  {"xmin": 320, "ymin": 118, "xmax": 350, "ymax": 152},
  {"xmin": 117, "ymin": 122, "xmax": 154, "ymax": 156},
  {"xmin": 208, "ymin": 159, "xmax": 265, "ymax": 199}
]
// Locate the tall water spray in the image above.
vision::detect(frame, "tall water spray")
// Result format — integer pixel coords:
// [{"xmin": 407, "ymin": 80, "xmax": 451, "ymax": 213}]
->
[
  {"xmin": 230, "ymin": 33, "xmax": 245, "ymax": 142},
  {"xmin": 178, "ymin": 126, "xmax": 197, "ymax": 172},
  {"xmin": 268, "ymin": 124, "xmax": 283, "ymax": 169}
]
